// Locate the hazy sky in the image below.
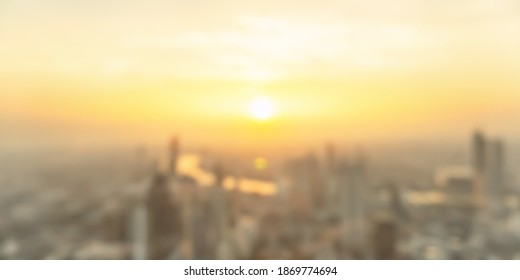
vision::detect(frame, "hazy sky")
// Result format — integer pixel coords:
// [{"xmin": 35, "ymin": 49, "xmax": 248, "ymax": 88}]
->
[{"xmin": 1, "ymin": 0, "xmax": 520, "ymax": 152}]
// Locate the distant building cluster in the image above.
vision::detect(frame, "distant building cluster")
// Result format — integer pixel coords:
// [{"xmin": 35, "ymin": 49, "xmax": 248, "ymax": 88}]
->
[{"xmin": 0, "ymin": 130, "xmax": 519, "ymax": 259}]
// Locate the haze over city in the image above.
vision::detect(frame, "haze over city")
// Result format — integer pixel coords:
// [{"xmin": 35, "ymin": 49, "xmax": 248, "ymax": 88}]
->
[{"xmin": 1, "ymin": 0, "xmax": 520, "ymax": 260}]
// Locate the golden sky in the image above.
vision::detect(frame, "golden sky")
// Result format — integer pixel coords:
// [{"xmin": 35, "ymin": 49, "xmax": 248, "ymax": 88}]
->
[{"xmin": 1, "ymin": 0, "xmax": 520, "ymax": 151}]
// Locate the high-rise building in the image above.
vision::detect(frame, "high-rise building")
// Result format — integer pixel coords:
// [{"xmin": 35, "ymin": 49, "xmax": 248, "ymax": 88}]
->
[
  {"xmin": 212, "ymin": 161, "xmax": 235, "ymax": 259},
  {"xmin": 488, "ymin": 139, "xmax": 506, "ymax": 194},
  {"xmin": 472, "ymin": 130, "xmax": 487, "ymax": 176},
  {"xmin": 472, "ymin": 130, "xmax": 490, "ymax": 206},
  {"xmin": 436, "ymin": 166, "xmax": 477, "ymax": 240},
  {"xmin": 339, "ymin": 152, "xmax": 369, "ymax": 258},
  {"xmin": 146, "ymin": 172, "xmax": 180, "ymax": 259},
  {"xmin": 471, "ymin": 131, "xmax": 507, "ymax": 205},
  {"xmin": 214, "ymin": 161, "xmax": 228, "ymax": 232},
  {"xmin": 129, "ymin": 202, "xmax": 148, "ymax": 260},
  {"xmin": 371, "ymin": 214, "xmax": 398, "ymax": 260}
]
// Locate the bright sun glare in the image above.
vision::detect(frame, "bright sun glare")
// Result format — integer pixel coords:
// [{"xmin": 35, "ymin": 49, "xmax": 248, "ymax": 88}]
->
[{"xmin": 250, "ymin": 96, "xmax": 275, "ymax": 121}]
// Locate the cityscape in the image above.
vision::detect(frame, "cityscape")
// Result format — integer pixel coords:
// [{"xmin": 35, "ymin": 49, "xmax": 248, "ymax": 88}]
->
[
  {"xmin": 1, "ymin": 129, "xmax": 520, "ymax": 259},
  {"xmin": 1, "ymin": 0, "xmax": 520, "ymax": 260}
]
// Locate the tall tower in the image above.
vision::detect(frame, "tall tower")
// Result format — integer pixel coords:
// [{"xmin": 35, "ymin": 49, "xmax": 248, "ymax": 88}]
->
[
  {"xmin": 488, "ymin": 139, "xmax": 506, "ymax": 194},
  {"xmin": 147, "ymin": 172, "xmax": 180, "ymax": 259},
  {"xmin": 212, "ymin": 161, "xmax": 234, "ymax": 259},
  {"xmin": 472, "ymin": 131, "xmax": 506, "ymax": 203},
  {"xmin": 352, "ymin": 151, "xmax": 368, "ymax": 256},
  {"xmin": 472, "ymin": 130, "xmax": 487, "ymax": 176},
  {"xmin": 371, "ymin": 215, "xmax": 398, "ymax": 259},
  {"xmin": 338, "ymin": 149, "xmax": 369, "ymax": 259},
  {"xmin": 472, "ymin": 130, "xmax": 488, "ymax": 206},
  {"xmin": 178, "ymin": 176, "xmax": 197, "ymax": 259},
  {"xmin": 213, "ymin": 161, "xmax": 228, "ymax": 238},
  {"xmin": 129, "ymin": 202, "xmax": 148, "ymax": 260}
]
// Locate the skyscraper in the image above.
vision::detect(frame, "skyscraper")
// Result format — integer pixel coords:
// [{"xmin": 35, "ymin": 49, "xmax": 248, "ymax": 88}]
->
[
  {"xmin": 339, "ymin": 152, "xmax": 369, "ymax": 258},
  {"xmin": 212, "ymin": 161, "xmax": 235, "ymax": 259},
  {"xmin": 371, "ymin": 215, "xmax": 398, "ymax": 260},
  {"xmin": 473, "ymin": 130, "xmax": 487, "ymax": 176},
  {"xmin": 488, "ymin": 139, "xmax": 506, "ymax": 194},
  {"xmin": 472, "ymin": 130, "xmax": 489, "ymax": 207},
  {"xmin": 129, "ymin": 202, "xmax": 148, "ymax": 260},
  {"xmin": 471, "ymin": 130, "xmax": 506, "ymax": 205},
  {"xmin": 177, "ymin": 176, "xmax": 198, "ymax": 259},
  {"xmin": 147, "ymin": 172, "xmax": 180, "ymax": 259}
]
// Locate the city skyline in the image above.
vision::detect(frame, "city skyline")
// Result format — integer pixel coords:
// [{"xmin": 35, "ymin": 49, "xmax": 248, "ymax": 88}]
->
[{"xmin": 1, "ymin": 0, "xmax": 520, "ymax": 260}]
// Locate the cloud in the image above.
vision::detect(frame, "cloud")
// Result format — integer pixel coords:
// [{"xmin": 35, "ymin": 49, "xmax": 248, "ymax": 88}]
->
[
  {"xmin": 120, "ymin": 15, "xmax": 438, "ymax": 79},
  {"xmin": 0, "ymin": 0, "xmax": 519, "ymax": 80}
]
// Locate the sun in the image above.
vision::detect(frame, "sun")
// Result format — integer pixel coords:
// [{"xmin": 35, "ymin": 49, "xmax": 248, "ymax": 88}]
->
[{"xmin": 249, "ymin": 96, "xmax": 275, "ymax": 121}]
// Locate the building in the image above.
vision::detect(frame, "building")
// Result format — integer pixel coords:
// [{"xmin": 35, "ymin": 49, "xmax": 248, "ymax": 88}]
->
[
  {"xmin": 371, "ymin": 214, "xmax": 398, "ymax": 259},
  {"xmin": 472, "ymin": 130, "xmax": 507, "ymax": 205},
  {"xmin": 129, "ymin": 202, "xmax": 148, "ymax": 260},
  {"xmin": 436, "ymin": 166, "xmax": 477, "ymax": 240},
  {"xmin": 212, "ymin": 161, "xmax": 236, "ymax": 259},
  {"xmin": 473, "ymin": 131, "xmax": 487, "ymax": 177},
  {"xmin": 146, "ymin": 172, "xmax": 180, "ymax": 259},
  {"xmin": 339, "ymin": 151, "xmax": 369, "ymax": 258},
  {"xmin": 487, "ymin": 139, "xmax": 506, "ymax": 196}
]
